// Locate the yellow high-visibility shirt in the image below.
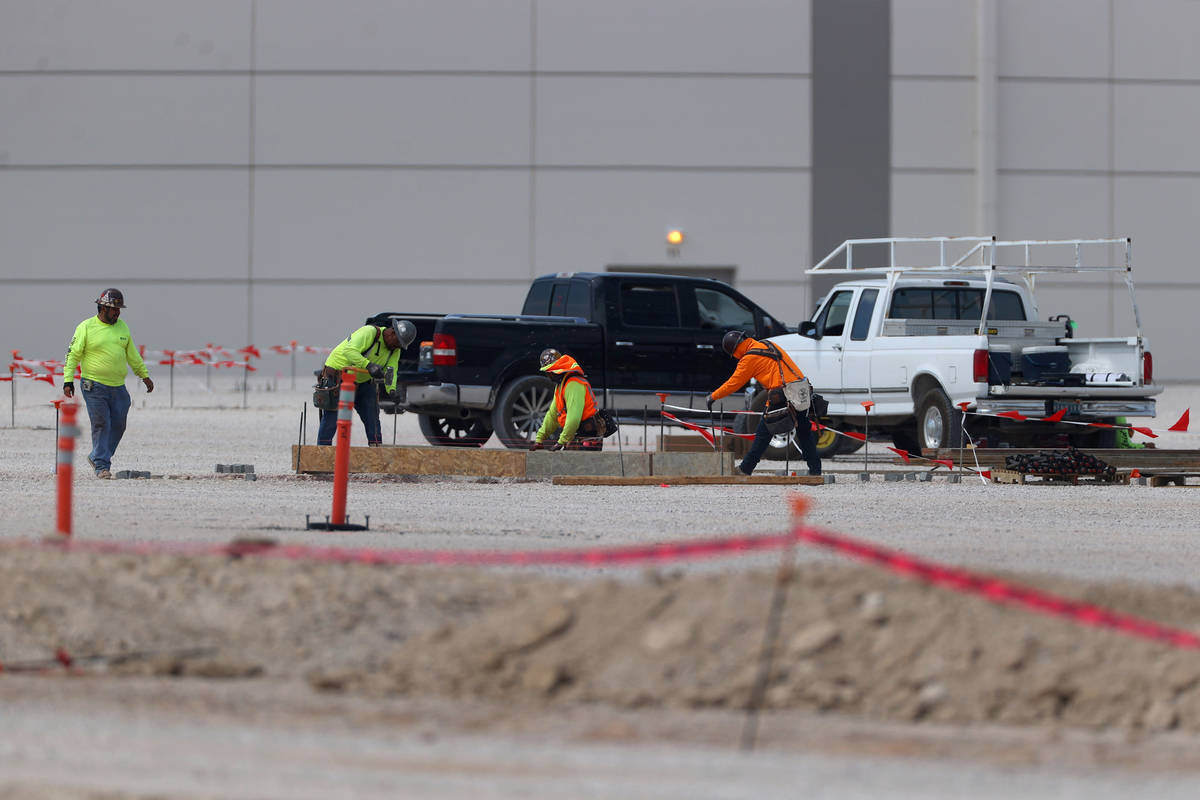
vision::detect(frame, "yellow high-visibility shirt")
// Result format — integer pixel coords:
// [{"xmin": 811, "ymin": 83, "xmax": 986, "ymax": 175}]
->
[{"xmin": 64, "ymin": 316, "xmax": 149, "ymax": 387}]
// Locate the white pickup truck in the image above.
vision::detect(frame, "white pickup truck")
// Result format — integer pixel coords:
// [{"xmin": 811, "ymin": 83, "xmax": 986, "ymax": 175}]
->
[{"xmin": 767, "ymin": 236, "xmax": 1162, "ymax": 458}]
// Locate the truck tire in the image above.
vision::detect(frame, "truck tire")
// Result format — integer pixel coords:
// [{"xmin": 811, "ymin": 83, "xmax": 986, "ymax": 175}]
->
[
  {"xmin": 915, "ymin": 387, "xmax": 963, "ymax": 450},
  {"xmin": 1069, "ymin": 418, "xmax": 1119, "ymax": 449},
  {"xmin": 492, "ymin": 374, "xmax": 556, "ymax": 448},
  {"xmin": 735, "ymin": 391, "xmax": 803, "ymax": 462},
  {"xmin": 417, "ymin": 413, "xmax": 492, "ymax": 447},
  {"xmin": 814, "ymin": 425, "xmax": 847, "ymax": 458}
]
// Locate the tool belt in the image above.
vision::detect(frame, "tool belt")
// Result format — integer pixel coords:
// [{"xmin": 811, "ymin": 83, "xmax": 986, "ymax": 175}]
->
[{"xmin": 313, "ymin": 369, "xmax": 341, "ymax": 411}]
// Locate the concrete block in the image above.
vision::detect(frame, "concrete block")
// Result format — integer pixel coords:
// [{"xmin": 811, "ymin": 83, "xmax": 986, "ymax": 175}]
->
[
  {"xmin": 243, "ymin": 464, "xmax": 255, "ymax": 474},
  {"xmin": 526, "ymin": 451, "xmax": 651, "ymax": 477},
  {"xmin": 245, "ymin": 473, "xmax": 257, "ymax": 481},
  {"xmin": 884, "ymin": 473, "xmax": 903, "ymax": 482},
  {"xmin": 115, "ymin": 470, "xmax": 132, "ymax": 479},
  {"xmin": 918, "ymin": 472, "xmax": 933, "ymax": 482},
  {"xmin": 652, "ymin": 452, "xmax": 737, "ymax": 477},
  {"xmin": 215, "ymin": 464, "xmax": 228, "ymax": 473},
  {"xmin": 946, "ymin": 474, "xmax": 962, "ymax": 483},
  {"xmin": 904, "ymin": 472, "xmax": 917, "ymax": 481},
  {"xmin": 823, "ymin": 474, "xmax": 836, "ymax": 484},
  {"xmin": 859, "ymin": 472, "xmax": 871, "ymax": 482}
]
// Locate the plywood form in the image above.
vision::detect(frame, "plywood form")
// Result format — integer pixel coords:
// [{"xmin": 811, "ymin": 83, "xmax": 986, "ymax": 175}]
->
[{"xmin": 293, "ymin": 445, "xmax": 526, "ymax": 477}]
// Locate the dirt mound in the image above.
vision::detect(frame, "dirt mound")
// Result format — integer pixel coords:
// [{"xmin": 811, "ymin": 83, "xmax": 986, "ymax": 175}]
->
[{"xmin": 3, "ymin": 547, "xmax": 1200, "ymax": 734}]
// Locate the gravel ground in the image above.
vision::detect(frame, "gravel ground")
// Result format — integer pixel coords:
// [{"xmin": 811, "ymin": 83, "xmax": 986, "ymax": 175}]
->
[{"xmin": 2, "ymin": 378, "xmax": 1200, "ymax": 798}]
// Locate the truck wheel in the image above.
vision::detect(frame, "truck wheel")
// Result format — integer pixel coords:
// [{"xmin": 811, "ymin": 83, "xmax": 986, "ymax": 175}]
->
[
  {"xmin": 735, "ymin": 391, "xmax": 802, "ymax": 462},
  {"xmin": 891, "ymin": 428, "xmax": 921, "ymax": 456},
  {"xmin": 1069, "ymin": 418, "xmax": 1118, "ymax": 449},
  {"xmin": 417, "ymin": 414, "xmax": 493, "ymax": 447},
  {"xmin": 915, "ymin": 388, "xmax": 963, "ymax": 450},
  {"xmin": 492, "ymin": 375, "xmax": 555, "ymax": 448},
  {"xmin": 814, "ymin": 425, "xmax": 842, "ymax": 458}
]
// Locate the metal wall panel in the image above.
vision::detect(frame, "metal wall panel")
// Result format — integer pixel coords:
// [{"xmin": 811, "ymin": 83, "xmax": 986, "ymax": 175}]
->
[
  {"xmin": 0, "ymin": 170, "xmax": 249, "ymax": 280},
  {"xmin": 1114, "ymin": 85, "xmax": 1200, "ymax": 173},
  {"xmin": 998, "ymin": 83, "xmax": 1111, "ymax": 171},
  {"xmin": 535, "ymin": 76, "xmax": 810, "ymax": 167},
  {"xmin": 997, "ymin": 174, "xmax": 1112, "ymax": 245},
  {"xmin": 536, "ymin": 0, "xmax": 810, "ymax": 73},
  {"xmin": 891, "ymin": 173, "xmax": 976, "ymax": 235},
  {"xmin": 533, "ymin": 170, "xmax": 809, "ymax": 290},
  {"xmin": 1115, "ymin": 0, "xmax": 1200, "ymax": 79},
  {"xmin": 891, "ymin": 79, "xmax": 974, "ymax": 169},
  {"xmin": 0, "ymin": 76, "xmax": 249, "ymax": 165},
  {"xmin": 251, "ymin": 170, "xmax": 530, "ymax": 281},
  {"xmin": 255, "ymin": 0, "xmax": 531, "ymax": 71},
  {"xmin": 0, "ymin": 0, "xmax": 249, "ymax": 71},
  {"xmin": 891, "ymin": 0, "xmax": 975, "ymax": 76},
  {"xmin": 998, "ymin": 0, "xmax": 1110, "ymax": 78},
  {"xmin": 253, "ymin": 75, "xmax": 530, "ymax": 165}
]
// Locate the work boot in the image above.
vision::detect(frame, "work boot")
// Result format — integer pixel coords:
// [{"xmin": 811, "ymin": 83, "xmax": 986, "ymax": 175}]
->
[
  {"xmin": 96, "ymin": 469, "xmax": 112, "ymax": 480},
  {"xmin": 87, "ymin": 454, "xmax": 96, "ymax": 471},
  {"xmin": 737, "ymin": 464, "xmax": 753, "ymax": 476}
]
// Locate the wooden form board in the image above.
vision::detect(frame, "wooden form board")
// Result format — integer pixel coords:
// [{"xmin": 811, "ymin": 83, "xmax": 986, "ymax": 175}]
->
[
  {"xmin": 552, "ymin": 475, "xmax": 826, "ymax": 486},
  {"xmin": 293, "ymin": 445, "xmax": 526, "ymax": 477},
  {"xmin": 990, "ymin": 469, "xmax": 1129, "ymax": 486}
]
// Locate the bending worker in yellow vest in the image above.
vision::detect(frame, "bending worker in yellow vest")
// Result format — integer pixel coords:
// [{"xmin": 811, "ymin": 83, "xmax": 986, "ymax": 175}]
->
[
  {"xmin": 530, "ymin": 349, "xmax": 604, "ymax": 451},
  {"xmin": 63, "ymin": 288, "xmax": 154, "ymax": 479},
  {"xmin": 317, "ymin": 319, "xmax": 416, "ymax": 446}
]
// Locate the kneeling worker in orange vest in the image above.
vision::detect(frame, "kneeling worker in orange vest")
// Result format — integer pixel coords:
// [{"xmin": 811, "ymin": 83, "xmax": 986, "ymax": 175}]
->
[{"xmin": 529, "ymin": 349, "xmax": 604, "ymax": 451}]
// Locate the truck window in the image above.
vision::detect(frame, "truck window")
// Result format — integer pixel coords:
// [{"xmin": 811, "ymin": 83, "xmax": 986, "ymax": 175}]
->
[
  {"xmin": 522, "ymin": 280, "xmax": 552, "ymax": 316},
  {"xmin": 693, "ymin": 288, "xmax": 755, "ymax": 330},
  {"xmin": 987, "ymin": 291, "xmax": 1025, "ymax": 321},
  {"xmin": 549, "ymin": 283, "xmax": 569, "ymax": 316},
  {"xmin": 889, "ymin": 287, "xmax": 1026, "ymax": 321},
  {"xmin": 564, "ymin": 280, "xmax": 591, "ymax": 319},
  {"xmin": 850, "ymin": 289, "xmax": 878, "ymax": 341},
  {"xmin": 620, "ymin": 283, "xmax": 680, "ymax": 327},
  {"xmin": 816, "ymin": 290, "xmax": 853, "ymax": 337}
]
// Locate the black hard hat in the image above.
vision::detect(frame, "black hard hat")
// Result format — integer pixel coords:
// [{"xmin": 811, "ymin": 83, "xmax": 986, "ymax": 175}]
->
[
  {"xmin": 96, "ymin": 288, "xmax": 126, "ymax": 308},
  {"xmin": 390, "ymin": 319, "xmax": 416, "ymax": 349},
  {"xmin": 539, "ymin": 348, "xmax": 562, "ymax": 368},
  {"xmin": 721, "ymin": 329, "xmax": 748, "ymax": 356}
]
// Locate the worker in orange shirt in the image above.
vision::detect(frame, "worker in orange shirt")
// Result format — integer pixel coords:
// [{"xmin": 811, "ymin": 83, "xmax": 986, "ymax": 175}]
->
[{"xmin": 705, "ymin": 330, "xmax": 820, "ymax": 476}]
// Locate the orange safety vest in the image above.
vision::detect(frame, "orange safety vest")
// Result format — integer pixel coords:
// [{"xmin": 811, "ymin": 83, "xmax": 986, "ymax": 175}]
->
[{"xmin": 555, "ymin": 374, "xmax": 598, "ymax": 428}]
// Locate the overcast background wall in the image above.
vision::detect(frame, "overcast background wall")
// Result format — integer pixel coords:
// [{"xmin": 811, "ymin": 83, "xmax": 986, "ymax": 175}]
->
[{"xmin": 1, "ymin": 0, "xmax": 1196, "ymax": 384}]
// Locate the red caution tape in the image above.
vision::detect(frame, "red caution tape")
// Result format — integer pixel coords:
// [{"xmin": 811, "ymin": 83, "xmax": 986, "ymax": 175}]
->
[
  {"xmin": 1040, "ymin": 408, "xmax": 1067, "ymax": 423},
  {"xmin": 789, "ymin": 524, "xmax": 1200, "ymax": 651}
]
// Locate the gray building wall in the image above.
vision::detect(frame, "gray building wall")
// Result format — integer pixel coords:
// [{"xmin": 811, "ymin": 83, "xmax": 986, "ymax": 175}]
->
[{"xmin": 0, "ymin": 0, "xmax": 1195, "ymax": 384}]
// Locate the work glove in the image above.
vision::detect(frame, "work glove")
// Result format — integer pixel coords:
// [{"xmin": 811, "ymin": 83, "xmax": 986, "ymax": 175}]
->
[
  {"xmin": 367, "ymin": 363, "xmax": 385, "ymax": 380},
  {"xmin": 548, "ymin": 442, "xmax": 565, "ymax": 452},
  {"xmin": 705, "ymin": 394, "xmax": 715, "ymax": 412},
  {"xmin": 143, "ymin": 377, "xmax": 155, "ymax": 393},
  {"xmin": 528, "ymin": 440, "xmax": 544, "ymax": 451},
  {"xmin": 63, "ymin": 381, "xmax": 74, "ymax": 399}
]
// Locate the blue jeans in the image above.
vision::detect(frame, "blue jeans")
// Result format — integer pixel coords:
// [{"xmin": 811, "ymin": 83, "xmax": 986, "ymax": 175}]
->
[
  {"xmin": 317, "ymin": 380, "xmax": 381, "ymax": 445},
  {"xmin": 739, "ymin": 414, "xmax": 821, "ymax": 476},
  {"xmin": 81, "ymin": 380, "xmax": 132, "ymax": 472}
]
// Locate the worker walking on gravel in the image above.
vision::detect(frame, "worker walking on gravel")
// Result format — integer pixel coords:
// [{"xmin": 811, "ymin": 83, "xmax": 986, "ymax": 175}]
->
[
  {"xmin": 530, "ymin": 349, "xmax": 605, "ymax": 451},
  {"xmin": 63, "ymin": 288, "xmax": 154, "ymax": 479},
  {"xmin": 705, "ymin": 330, "xmax": 820, "ymax": 477},
  {"xmin": 317, "ymin": 319, "xmax": 416, "ymax": 446}
]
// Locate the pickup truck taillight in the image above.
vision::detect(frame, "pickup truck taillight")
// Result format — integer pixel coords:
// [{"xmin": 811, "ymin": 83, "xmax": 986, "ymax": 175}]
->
[
  {"xmin": 432, "ymin": 333, "xmax": 457, "ymax": 366},
  {"xmin": 972, "ymin": 349, "xmax": 989, "ymax": 383},
  {"xmin": 1143, "ymin": 351, "xmax": 1153, "ymax": 384}
]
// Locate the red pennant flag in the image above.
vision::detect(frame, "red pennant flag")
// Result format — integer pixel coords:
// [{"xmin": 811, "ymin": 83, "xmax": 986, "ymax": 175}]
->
[
  {"xmin": 1088, "ymin": 422, "xmax": 1114, "ymax": 429},
  {"xmin": 981, "ymin": 470, "xmax": 992, "ymax": 480},
  {"xmin": 1131, "ymin": 426, "xmax": 1158, "ymax": 439},
  {"xmin": 1040, "ymin": 408, "xmax": 1067, "ymax": 423},
  {"xmin": 887, "ymin": 447, "xmax": 912, "ymax": 463},
  {"xmin": 997, "ymin": 410, "xmax": 1027, "ymax": 421},
  {"xmin": 1130, "ymin": 468, "xmax": 1142, "ymax": 479},
  {"xmin": 34, "ymin": 374, "xmax": 54, "ymax": 385},
  {"xmin": 932, "ymin": 459, "xmax": 954, "ymax": 469},
  {"xmin": 845, "ymin": 431, "xmax": 867, "ymax": 441},
  {"xmin": 1168, "ymin": 409, "xmax": 1190, "ymax": 432},
  {"xmin": 239, "ymin": 345, "xmax": 262, "ymax": 359}
]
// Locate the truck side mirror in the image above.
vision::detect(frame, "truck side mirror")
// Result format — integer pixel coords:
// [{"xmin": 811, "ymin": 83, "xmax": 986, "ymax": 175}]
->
[{"xmin": 798, "ymin": 320, "xmax": 819, "ymax": 339}]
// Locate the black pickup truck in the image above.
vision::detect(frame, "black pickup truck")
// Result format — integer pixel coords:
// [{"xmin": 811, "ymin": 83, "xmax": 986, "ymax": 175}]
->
[{"xmin": 369, "ymin": 272, "xmax": 790, "ymax": 448}]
